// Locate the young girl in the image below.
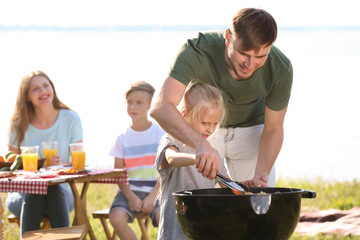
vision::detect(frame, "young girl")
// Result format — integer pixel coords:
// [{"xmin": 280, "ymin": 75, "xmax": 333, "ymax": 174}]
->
[
  {"xmin": 6, "ymin": 70, "xmax": 82, "ymax": 235},
  {"xmin": 155, "ymin": 82, "xmax": 228, "ymax": 240}
]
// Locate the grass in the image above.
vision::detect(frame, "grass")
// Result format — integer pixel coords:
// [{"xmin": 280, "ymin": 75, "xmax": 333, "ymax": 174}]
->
[
  {"xmin": 277, "ymin": 177, "xmax": 360, "ymax": 240},
  {"xmin": 1, "ymin": 177, "xmax": 359, "ymax": 239}
]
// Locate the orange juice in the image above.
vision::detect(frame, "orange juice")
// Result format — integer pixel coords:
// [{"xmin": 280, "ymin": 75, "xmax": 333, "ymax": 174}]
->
[
  {"xmin": 71, "ymin": 151, "xmax": 85, "ymax": 170},
  {"xmin": 43, "ymin": 149, "xmax": 57, "ymax": 167},
  {"xmin": 22, "ymin": 153, "xmax": 38, "ymax": 171}
]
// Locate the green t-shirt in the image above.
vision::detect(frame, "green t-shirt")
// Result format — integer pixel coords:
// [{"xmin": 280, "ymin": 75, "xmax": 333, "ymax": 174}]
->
[{"xmin": 169, "ymin": 31, "xmax": 293, "ymax": 127}]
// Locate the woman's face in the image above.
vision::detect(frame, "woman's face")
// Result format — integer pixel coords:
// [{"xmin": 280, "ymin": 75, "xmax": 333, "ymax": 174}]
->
[
  {"xmin": 27, "ymin": 76, "xmax": 54, "ymax": 107},
  {"xmin": 192, "ymin": 108, "xmax": 223, "ymax": 139}
]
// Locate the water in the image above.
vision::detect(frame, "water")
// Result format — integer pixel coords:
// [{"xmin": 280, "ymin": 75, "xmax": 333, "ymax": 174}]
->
[{"xmin": 0, "ymin": 29, "xmax": 359, "ymax": 182}]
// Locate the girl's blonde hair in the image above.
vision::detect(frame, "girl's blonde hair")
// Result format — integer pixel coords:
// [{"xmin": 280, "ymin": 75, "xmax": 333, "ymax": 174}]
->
[
  {"xmin": 180, "ymin": 82, "xmax": 226, "ymax": 126},
  {"xmin": 8, "ymin": 70, "xmax": 70, "ymax": 148}
]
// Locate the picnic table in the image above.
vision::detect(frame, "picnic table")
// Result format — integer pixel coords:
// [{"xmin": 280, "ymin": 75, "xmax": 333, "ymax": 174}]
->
[{"xmin": 0, "ymin": 168, "xmax": 128, "ymax": 240}]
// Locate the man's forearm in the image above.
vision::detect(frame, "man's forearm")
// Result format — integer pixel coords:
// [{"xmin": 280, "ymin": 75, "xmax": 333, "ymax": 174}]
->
[
  {"xmin": 255, "ymin": 128, "xmax": 284, "ymax": 178},
  {"xmin": 151, "ymin": 100, "xmax": 204, "ymax": 149}
]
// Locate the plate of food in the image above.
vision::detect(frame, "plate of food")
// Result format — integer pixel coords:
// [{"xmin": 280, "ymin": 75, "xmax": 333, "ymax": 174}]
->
[
  {"xmin": 37, "ymin": 172, "xmax": 59, "ymax": 178},
  {"xmin": 58, "ymin": 168, "xmax": 90, "ymax": 175},
  {"xmin": 0, "ymin": 171, "xmax": 16, "ymax": 178}
]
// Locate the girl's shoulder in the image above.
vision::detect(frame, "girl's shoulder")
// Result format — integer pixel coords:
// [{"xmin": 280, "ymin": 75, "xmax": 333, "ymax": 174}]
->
[{"xmin": 161, "ymin": 134, "xmax": 191, "ymax": 152}]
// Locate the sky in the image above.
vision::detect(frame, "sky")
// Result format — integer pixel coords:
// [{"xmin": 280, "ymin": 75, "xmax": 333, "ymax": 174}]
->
[
  {"xmin": 0, "ymin": 0, "xmax": 360, "ymax": 28},
  {"xmin": 0, "ymin": 0, "xmax": 359, "ymax": 181}
]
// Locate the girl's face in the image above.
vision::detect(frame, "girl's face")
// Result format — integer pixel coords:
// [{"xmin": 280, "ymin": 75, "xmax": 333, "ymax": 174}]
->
[
  {"xmin": 126, "ymin": 90, "xmax": 151, "ymax": 121},
  {"xmin": 192, "ymin": 108, "xmax": 223, "ymax": 139},
  {"xmin": 27, "ymin": 76, "xmax": 54, "ymax": 107}
]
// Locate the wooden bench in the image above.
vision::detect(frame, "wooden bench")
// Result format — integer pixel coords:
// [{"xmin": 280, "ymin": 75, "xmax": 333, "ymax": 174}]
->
[
  {"xmin": 21, "ymin": 225, "xmax": 87, "ymax": 240},
  {"xmin": 92, "ymin": 209, "xmax": 150, "ymax": 240},
  {"xmin": 8, "ymin": 214, "xmax": 51, "ymax": 230}
]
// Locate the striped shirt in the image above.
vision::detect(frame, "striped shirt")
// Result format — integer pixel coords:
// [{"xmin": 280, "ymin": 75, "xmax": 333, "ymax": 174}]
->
[{"xmin": 109, "ymin": 123, "xmax": 165, "ymax": 192}]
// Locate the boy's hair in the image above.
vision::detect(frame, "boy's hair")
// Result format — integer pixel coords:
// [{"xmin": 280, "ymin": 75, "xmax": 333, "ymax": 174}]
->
[
  {"xmin": 180, "ymin": 82, "xmax": 226, "ymax": 126},
  {"xmin": 231, "ymin": 8, "xmax": 277, "ymax": 52},
  {"xmin": 125, "ymin": 81, "xmax": 156, "ymax": 101}
]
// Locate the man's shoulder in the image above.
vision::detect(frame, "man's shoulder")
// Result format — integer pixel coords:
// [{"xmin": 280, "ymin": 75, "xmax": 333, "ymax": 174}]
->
[
  {"xmin": 189, "ymin": 31, "xmax": 225, "ymax": 47},
  {"xmin": 269, "ymin": 45, "xmax": 292, "ymax": 68}
]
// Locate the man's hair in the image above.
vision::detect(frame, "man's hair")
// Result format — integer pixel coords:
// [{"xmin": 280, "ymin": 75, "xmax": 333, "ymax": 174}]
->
[
  {"xmin": 125, "ymin": 81, "xmax": 156, "ymax": 101},
  {"xmin": 231, "ymin": 8, "xmax": 277, "ymax": 51}
]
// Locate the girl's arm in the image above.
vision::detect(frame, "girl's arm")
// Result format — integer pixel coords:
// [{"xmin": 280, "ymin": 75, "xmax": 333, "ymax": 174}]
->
[{"xmin": 164, "ymin": 146, "xmax": 196, "ymax": 167}]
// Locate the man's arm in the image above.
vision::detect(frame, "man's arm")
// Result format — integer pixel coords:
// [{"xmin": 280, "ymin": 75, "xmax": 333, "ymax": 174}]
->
[
  {"xmin": 250, "ymin": 106, "xmax": 287, "ymax": 187},
  {"xmin": 150, "ymin": 76, "xmax": 220, "ymax": 180}
]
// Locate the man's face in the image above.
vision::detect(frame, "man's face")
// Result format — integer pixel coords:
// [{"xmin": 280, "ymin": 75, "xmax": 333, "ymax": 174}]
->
[{"xmin": 225, "ymin": 31, "xmax": 272, "ymax": 80}]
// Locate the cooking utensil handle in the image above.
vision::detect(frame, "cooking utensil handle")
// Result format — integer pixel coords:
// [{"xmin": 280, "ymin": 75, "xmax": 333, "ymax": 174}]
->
[
  {"xmin": 234, "ymin": 181, "xmax": 250, "ymax": 192},
  {"xmin": 301, "ymin": 190, "xmax": 317, "ymax": 198}
]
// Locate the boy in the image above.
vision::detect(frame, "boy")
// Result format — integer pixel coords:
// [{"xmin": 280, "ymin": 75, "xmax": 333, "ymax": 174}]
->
[{"xmin": 109, "ymin": 81, "xmax": 165, "ymax": 239}]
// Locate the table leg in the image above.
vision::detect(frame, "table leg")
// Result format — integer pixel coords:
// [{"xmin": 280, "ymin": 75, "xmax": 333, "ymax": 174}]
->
[{"xmin": 68, "ymin": 181, "xmax": 96, "ymax": 240}]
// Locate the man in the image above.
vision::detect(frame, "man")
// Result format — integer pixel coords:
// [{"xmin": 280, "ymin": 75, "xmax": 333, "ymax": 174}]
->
[{"xmin": 150, "ymin": 8, "xmax": 293, "ymax": 187}]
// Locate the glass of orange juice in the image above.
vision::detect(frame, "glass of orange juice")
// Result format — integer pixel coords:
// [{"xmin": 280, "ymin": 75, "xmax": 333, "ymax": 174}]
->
[
  {"xmin": 42, "ymin": 141, "xmax": 58, "ymax": 167},
  {"xmin": 20, "ymin": 146, "xmax": 39, "ymax": 171},
  {"xmin": 69, "ymin": 143, "xmax": 85, "ymax": 170}
]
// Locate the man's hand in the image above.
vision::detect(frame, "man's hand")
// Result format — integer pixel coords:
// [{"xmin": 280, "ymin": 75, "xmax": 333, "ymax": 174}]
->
[
  {"xmin": 195, "ymin": 140, "xmax": 220, "ymax": 180},
  {"xmin": 243, "ymin": 174, "xmax": 269, "ymax": 188}
]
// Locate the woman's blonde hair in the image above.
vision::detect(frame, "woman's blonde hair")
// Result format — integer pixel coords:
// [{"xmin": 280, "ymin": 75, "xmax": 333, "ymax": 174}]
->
[
  {"xmin": 8, "ymin": 70, "xmax": 70, "ymax": 148},
  {"xmin": 180, "ymin": 82, "xmax": 226, "ymax": 126}
]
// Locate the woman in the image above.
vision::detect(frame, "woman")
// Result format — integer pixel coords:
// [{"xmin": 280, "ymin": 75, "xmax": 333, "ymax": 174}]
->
[{"xmin": 5, "ymin": 70, "xmax": 83, "ymax": 235}]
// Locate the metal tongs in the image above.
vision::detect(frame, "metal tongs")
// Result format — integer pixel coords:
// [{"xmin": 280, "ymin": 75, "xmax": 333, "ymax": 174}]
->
[{"xmin": 216, "ymin": 173, "xmax": 248, "ymax": 195}]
